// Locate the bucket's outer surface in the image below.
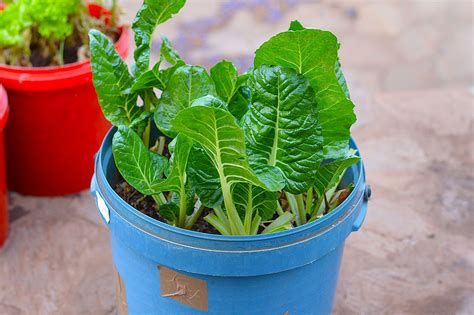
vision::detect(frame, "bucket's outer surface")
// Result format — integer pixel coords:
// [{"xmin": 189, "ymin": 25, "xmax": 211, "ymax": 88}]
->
[
  {"xmin": 0, "ymin": 85, "xmax": 9, "ymax": 247},
  {"xmin": 0, "ymin": 8, "xmax": 129, "ymax": 196},
  {"xmin": 92, "ymin": 127, "xmax": 369, "ymax": 315}
]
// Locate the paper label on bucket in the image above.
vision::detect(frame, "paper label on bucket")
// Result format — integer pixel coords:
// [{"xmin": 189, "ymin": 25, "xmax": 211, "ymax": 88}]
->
[
  {"xmin": 96, "ymin": 192, "xmax": 110, "ymax": 223},
  {"xmin": 158, "ymin": 266, "xmax": 208, "ymax": 312}
]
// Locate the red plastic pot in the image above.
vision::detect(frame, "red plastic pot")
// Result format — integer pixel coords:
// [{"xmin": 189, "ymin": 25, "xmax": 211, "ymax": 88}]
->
[
  {"xmin": 0, "ymin": 7, "xmax": 129, "ymax": 196},
  {"xmin": 0, "ymin": 85, "xmax": 9, "ymax": 247}
]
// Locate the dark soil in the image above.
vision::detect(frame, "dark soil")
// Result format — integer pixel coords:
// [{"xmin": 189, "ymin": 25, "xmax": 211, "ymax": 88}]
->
[
  {"xmin": 114, "ymin": 180, "xmax": 219, "ymax": 234},
  {"xmin": 28, "ymin": 28, "xmax": 120, "ymax": 67},
  {"xmin": 1, "ymin": 15, "xmax": 121, "ymax": 68},
  {"xmin": 114, "ymin": 175, "xmax": 353, "ymax": 235}
]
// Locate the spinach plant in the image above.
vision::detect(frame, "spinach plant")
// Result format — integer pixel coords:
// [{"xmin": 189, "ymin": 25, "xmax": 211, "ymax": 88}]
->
[{"xmin": 90, "ymin": 0, "xmax": 360, "ymax": 235}]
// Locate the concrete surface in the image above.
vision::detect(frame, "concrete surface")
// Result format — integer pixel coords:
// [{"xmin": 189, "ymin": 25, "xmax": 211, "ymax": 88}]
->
[{"xmin": 1, "ymin": 1, "xmax": 473, "ymax": 314}]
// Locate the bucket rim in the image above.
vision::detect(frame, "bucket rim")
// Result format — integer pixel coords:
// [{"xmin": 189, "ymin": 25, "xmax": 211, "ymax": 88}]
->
[{"xmin": 95, "ymin": 126, "xmax": 366, "ymax": 244}]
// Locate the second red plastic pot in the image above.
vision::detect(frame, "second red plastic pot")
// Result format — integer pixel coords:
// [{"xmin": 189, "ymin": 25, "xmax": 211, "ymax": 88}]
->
[
  {"xmin": 0, "ymin": 11, "xmax": 129, "ymax": 196},
  {"xmin": 0, "ymin": 85, "xmax": 9, "ymax": 246}
]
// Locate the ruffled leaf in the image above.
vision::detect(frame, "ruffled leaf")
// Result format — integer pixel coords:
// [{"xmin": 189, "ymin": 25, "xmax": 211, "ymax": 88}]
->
[
  {"xmin": 90, "ymin": 30, "xmax": 141, "ymax": 126},
  {"xmin": 112, "ymin": 126, "xmax": 167, "ymax": 195},
  {"xmin": 254, "ymin": 28, "xmax": 356, "ymax": 159},
  {"xmin": 154, "ymin": 65, "xmax": 216, "ymax": 136},
  {"xmin": 243, "ymin": 65, "xmax": 323, "ymax": 193},
  {"xmin": 132, "ymin": 0, "xmax": 186, "ymax": 75}
]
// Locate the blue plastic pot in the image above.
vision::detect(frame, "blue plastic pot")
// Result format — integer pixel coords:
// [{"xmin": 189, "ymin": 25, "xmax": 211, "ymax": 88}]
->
[{"xmin": 91, "ymin": 127, "xmax": 369, "ymax": 315}]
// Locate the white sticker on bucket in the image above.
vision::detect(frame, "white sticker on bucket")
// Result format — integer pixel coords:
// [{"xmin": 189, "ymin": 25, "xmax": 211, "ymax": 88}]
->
[{"xmin": 96, "ymin": 192, "xmax": 110, "ymax": 223}]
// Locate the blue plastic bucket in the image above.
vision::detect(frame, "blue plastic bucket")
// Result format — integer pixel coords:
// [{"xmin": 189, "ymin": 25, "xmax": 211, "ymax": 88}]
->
[{"xmin": 91, "ymin": 127, "xmax": 369, "ymax": 315}]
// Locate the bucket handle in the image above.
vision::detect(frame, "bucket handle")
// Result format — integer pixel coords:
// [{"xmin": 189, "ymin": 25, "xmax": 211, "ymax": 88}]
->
[{"xmin": 352, "ymin": 184, "xmax": 371, "ymax": 232}]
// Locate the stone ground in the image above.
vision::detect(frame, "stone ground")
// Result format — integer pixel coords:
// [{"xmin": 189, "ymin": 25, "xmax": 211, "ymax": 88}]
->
[{"xmin": 1, "ymin": 0, "xmax": 473, "ymax": 314}]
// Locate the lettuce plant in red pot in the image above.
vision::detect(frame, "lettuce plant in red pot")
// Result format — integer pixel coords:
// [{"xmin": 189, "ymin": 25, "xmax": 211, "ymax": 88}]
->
[{"xmin": 0, "ymin": 0, "xmax": 129, "ymax": 196}]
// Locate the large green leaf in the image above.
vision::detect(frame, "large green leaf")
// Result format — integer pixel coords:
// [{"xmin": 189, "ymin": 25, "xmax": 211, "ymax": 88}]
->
[
  {"xmin": 154, "ymin": 65, "xmax": 216, "ymax": 137},
  {"xmin": 254, "ymin": 29, "xmax": 356, "ymax": 159},
  {"xmin": 187, "ymin": 145, "xmax": 223, "ymax": 208},
  {"xmin": 287, "ymin": 21, "xmax": 351, "ymax": 99},
  {"xmin": 210, "ymin": 61, "xmax": 250, "ymax": 119},
  {"xmin": 159, "ymin": 202, "xmax": 179, "ymax": 223},
  {"xmin": 188, "ymin": 152, "xmax": 283, "ymax": 212},
  {"xmin": 129, "ymin": 111, "xmax": 152, "ymax": 137},
  {"xmin": 172, "ymin": 106, "xmax": 282, "ymax": 191},
  {"xmin": 112, "ymin": 126, "xmax": 167, "ymax": 195},
  {"xmin": 314, "ymin": 152, "xmax": 360, "ymax": 200},
  {"xmin": 149, "ymin": 134, "xmax": 193, "ymax": 226},
  {"xmin": 160, "ymin": 186, "xmax": 195, "ymax": 224},
  {"xmin": 335, "ymin": 60, "xmax": 350, "ymax": 99},
  {"xmin": 172, "ymin": 106, "xmax": 283, "ymax": 234},
  {"xmin": 132, "ymin": 0, "xmax": 186, "ymax": 75},
  {"xmin": 160, "ymin": 34, "xmax": 182, "ymax": 66},
  {"xmin": 233, "ymin": 183, "xmax": 278, "ymax": 222},
  {"xmin": 228, "ymin": 86, "xmax": 250, "ymax": 120},
  {"xmin": 191, "ymin": 95, "xmax": 227, "ymax": 110},
  {"xmin": 132, "ymin": 60, "xmax": 186, "ymax": 93},
  {"xmin": 131, "ymin": 62, "xmax": 165, "ymax": 92},
  {"xmin": 210, "ymin": 60, "xmax": 239, "ymax": 103},
  {"xmin": 243, "ymin": 65, "xmax": 323, "ymax": 193},
  {"xmin": 89, "ymin": 30, "xmax": 141, "ymax": 126},
  {"xmin": 288, "ymin": 20, "xmax": 304, "ymax": 31},
  {"xmin": 170, "ymin": 183, "xmax": 196, "ymax": 215},
  {"xmin": 159, "ymin": 60, "xmax": 186, "ymax": 87},
  {"xmin": 149, "ymin": 134, "xmax": 192, "ymax": 193}
]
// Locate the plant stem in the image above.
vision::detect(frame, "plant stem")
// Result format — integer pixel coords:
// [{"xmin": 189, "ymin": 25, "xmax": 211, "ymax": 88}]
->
[
  {"xmin": 305, "ymin": 188, "xmax": 313, "ymax": 215},
  {"xmin": 185, "ymin": 202, "xmax": 205, "ymax": 229},
  {"xmin": 152, "ymin": 195, "xmax": 161, "ymax": 206},
  {"xmin": 157, "ymin": 136, "xmax": 166, "ymax": 155},
  {"xmin": 285, "ymin": 191, "xmax": 299, "ymax": 225},
  {"xmin": 295, "ymin": 194, "xmax": 307, "ymax": 226},
  {"xmin": 152, "ymin": 193, "xmax": 167, "ymax": 206},
  {"xmin": 142, "ymin": 123, "xmax": 151, "ymax": 149},
  {"xmin": 310, "ymin": 194, "xmax": 324, "ymax": 219},
  {"xmin": 262, "ymin": 212, "xmax": 295, "ymax": 234},
  {"xmin": 213, "ymin": 206, "xmax": 225, "ymax": 222},
  {"xmin": 250, "ymin": 214, "xmax": 261, "ymax": 235},
  {"xmin": 243, "ymin": 185, "xmax": 253, "ymax": 234},
  {"xmin": 213, "ymin": 125, "xmax": 245, "ymax": 234},
  {"xmin": 177, "ymin": 185, "xmax": 187, "ymax": 227},
  {"xmin": 213, "ymin": 206, "xmax": 230, "ymax": 229},
  {"xmin": 58, "ymin": 40, "xmax": 65, "ymax": 65},
  {"xmin": 222, "ymin": 185, "xmax": 246, "ymax": 235},
  {"xmin": 204, "ymin": 214, "xmax": 231, "ymax": 235},
  {"xmin": 141, "ymin": 91, "xmax": 154, "ymax": 148},
  {"xmin": 276, "ymin": 200, "xmax": 284, "ymax": 215},
  {"xmin": 323, "ymin": 193, "xmax": 330, "ymax": 215}
]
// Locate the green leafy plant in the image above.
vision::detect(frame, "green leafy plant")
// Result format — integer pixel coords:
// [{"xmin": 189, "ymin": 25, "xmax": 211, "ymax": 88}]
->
[
  {"xmin": 0, "ymin": 0, "xmax": 120, "ymax": 66},
  {"xmin": 90, "ymin": 0, "xmax": 360, "ymax": 235}
]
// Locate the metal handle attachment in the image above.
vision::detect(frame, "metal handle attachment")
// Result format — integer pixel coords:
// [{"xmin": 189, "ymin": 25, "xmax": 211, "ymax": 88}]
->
[{"xmin": 352, "ymin": 184, "xmax": 371, "ymax": 232}]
